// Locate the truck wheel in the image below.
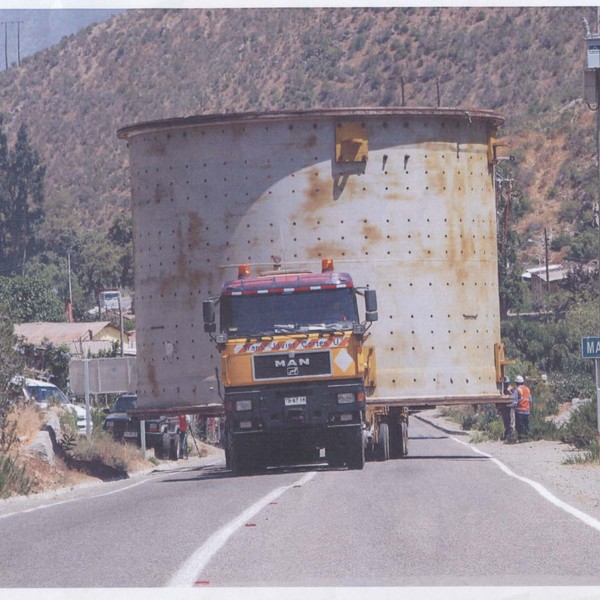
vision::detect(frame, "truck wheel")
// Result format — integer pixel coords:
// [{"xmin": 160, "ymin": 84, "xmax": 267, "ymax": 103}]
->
[
  {"xmin": 327, "ymin": 431, "xmax": 344, "ymax": 468},
  {"xmin": 230, "ymin": 438, "xmax": 252, "ymax": 475},
  {"xmin": 377, "ymin": 423, "xmax": 390, "ymax": 461},
  {"xmin": 346, "ymin": 430, "xmax": 365, "ymax": 471}
]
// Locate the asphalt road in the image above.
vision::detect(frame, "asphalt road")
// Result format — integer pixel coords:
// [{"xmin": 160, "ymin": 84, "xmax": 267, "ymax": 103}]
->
[{"xmin": 1, "ymin": 418, "xmax": 600, "ymax": 590}]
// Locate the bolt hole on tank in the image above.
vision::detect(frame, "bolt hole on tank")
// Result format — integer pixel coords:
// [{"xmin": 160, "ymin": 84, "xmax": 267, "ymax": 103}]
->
[{"xmin": 117, "ymin": 107, "xmax": 511, "ymax": 475}]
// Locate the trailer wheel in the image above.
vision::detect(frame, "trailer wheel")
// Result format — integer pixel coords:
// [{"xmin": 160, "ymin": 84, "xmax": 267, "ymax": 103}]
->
[
  {"xmin": 169, "ymin": 435, "xmax": 181, "ymax": 461},
  {"xmin": 154, "ymin": 441, "xmax": 163, "ymax": 460},
  {"xmin": 400, "ymin": 420, "xmax": 409, "ymax": 457},
  {"xmin": 377, "ymin": 423, "xmax": 390, "ymax": 461}
]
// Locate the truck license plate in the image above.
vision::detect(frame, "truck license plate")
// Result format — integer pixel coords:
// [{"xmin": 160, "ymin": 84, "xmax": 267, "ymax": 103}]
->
[
  {"xmin": 284, "ymin": 396, "xmax": 307, "ymax": 406},
  {"xmin": 124, "ymin": 431, "xmax": 138, "ymax": 438}
]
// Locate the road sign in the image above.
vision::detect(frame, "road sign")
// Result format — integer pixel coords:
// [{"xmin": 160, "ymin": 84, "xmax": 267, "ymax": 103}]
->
[{"xmin": 581, "ymin": 337, "xmax": 600, "ymax": 359}]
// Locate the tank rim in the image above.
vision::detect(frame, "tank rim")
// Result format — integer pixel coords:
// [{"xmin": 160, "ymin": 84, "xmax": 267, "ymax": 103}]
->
[{"xmin": 117, "ymin": 106, "xmax": 504, "ymax": 139}]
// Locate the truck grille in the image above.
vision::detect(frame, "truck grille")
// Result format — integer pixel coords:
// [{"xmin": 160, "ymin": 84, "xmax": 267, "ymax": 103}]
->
[{"xmin": 253, "ymin": 351, "xmax": 331, "ymax": 380}]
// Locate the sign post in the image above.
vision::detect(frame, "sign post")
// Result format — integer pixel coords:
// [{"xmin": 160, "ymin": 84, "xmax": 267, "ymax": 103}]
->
[{"xmin": 581, "ymin": 337, "xmax": 600, "ymax": 440}]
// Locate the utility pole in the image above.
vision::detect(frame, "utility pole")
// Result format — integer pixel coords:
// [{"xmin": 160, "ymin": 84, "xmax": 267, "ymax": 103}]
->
[
  {"xmin": 0, "ymin": 21, "xmax": 24, "ymax": 70},
  {"xmin": 583, "ymin": 11, "xmax": 600, "ymax": 443},
  {"xmin": 3, "ymin": 22, "xmax": 7, "ymax": 70},
  {"xmin": 16, "ymin": 20, "xmax": 21, "ymax": 66},
  {"xmin": 544, "ymin": 228, "xmax": 550, "ymax": 293}
]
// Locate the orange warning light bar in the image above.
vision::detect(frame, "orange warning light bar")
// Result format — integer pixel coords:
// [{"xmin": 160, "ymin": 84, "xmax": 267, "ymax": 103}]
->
[
  {"xmin": 238, "ymin": 264, "xmax": 251, "ymax": 279},
  {"xmin": 321, "ymin": 258, "xmax": 334, "ymax": 273}
]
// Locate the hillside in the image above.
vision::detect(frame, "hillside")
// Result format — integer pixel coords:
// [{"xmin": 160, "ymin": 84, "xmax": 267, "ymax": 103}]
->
[{"xmin": 0, "ymin": 6, "xmax": 597, "ymax": 264}]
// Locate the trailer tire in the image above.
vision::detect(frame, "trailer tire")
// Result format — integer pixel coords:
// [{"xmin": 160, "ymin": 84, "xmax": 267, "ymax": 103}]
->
[
  {"xmin": 400, "ymin": 421, "xmax": 409, "ymax": 457},
  {"xmin": 154, "ymin": 441, "xmax": 163, "ymax": 460},
  {"xmin": 169, "ymin": 435, "xmax": 180, "ymax": 461},
  {"xmin": 377, "ymin": 423, "xmax": 390, "ymax": 461}
]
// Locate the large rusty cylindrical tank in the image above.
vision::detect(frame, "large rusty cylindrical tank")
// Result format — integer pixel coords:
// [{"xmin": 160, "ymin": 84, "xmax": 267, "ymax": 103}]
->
[{"xmin": 118, "ymin": 107, "xmax": 505, "ymax": 410}]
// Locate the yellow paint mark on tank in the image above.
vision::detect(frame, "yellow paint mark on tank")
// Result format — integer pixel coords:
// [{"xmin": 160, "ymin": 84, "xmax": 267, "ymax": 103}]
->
[
  {"xmin": 187, "ymin": 212, "xmax": 204, "ymax": 250},
  {"xmin": 306, "ymin": 242, "xmax": 347, "ymax": 260}
]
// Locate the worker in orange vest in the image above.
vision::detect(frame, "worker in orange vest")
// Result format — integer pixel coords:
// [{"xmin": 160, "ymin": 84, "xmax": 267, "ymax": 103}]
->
[
  {"xmin": 178, "ymin": 414, "xmax": 189, "ymax": 459},
  {"xmin": 514, "ymin": 375, "xmax": 533, "ymax": 441}
]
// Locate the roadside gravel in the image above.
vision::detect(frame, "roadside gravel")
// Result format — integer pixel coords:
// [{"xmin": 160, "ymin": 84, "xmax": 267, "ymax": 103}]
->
[{"xmin": 417, "ymin": 409, "xmax": 600, "ymax": 522}]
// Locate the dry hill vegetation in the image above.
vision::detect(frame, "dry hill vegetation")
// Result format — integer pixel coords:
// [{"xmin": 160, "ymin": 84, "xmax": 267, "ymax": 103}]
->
[{"xmin": 0, "ymin": 6, "xmax": 596, "ymax": 255}]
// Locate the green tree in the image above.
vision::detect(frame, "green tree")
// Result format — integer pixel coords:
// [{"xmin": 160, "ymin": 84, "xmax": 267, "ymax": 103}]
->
[
  {"xmin": 0, "ymin": 121, "xmax": 46, "ymax": 276},
  {"xmin": 108, "ymin": 211, "xmax": 134, "ymax": 289},
  {"xmin": 0, "ymin": 314, "xmax": 24, "ymax": 448},
  {"xmin": 0, "ymin": 276, "xmax": 64, "ymax": 323},
  {"xmin": 77, "ymin": 232, "xmax": 123, "ymax": 308}
]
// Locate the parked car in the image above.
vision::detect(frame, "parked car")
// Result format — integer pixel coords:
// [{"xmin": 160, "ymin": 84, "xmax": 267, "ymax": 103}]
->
[
  {"xmin": 17, "ymin": 377, "xmax": 90, "ymax": 435},
  {"xmin": 102, "ymin": 394, "xmax": 181, "ymax": 459}
]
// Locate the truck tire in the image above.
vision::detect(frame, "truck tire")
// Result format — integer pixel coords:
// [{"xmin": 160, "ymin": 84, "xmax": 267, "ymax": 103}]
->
[
  {"xmin": 346, "ymin": 428, "xmax": 365, "ymax": 470},
  {"xmin": 229, "ymin": 437, "xmax": 264, "ymax": 475},
  {"xmin": 326, "ymin": 430, "xmax": 344, "ymax": 468},
  {"xmin": 377, "ymin": 423, "xmax": 390, "ymax": 461}
]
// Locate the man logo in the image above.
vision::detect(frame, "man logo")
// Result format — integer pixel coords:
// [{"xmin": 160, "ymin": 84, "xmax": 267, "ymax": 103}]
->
[{"xmin": 254, "ymin": 351, "xmax": 330, "ymax": 380}]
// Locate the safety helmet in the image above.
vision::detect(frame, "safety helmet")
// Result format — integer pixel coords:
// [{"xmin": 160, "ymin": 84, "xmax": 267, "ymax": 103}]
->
[{"xmin": 515, "ymin": 375, "xmax": 524, "ymax": 384}]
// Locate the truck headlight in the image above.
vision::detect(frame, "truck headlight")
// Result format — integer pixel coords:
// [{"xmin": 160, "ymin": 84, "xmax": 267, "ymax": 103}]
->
[
  {"xmin": 235, "ymin": 400, "xmax": 252, "ymax": 411},
  {"xmin": 337, "ymin": 392, "xmax": 355, "ymax": 404}
]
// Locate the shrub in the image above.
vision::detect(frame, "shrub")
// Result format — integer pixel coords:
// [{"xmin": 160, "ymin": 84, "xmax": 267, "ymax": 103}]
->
[
  {"xmin": 563, "ymin": 439, "xmax": 599, "ymax": 464},
  {"xmin": 560, "ymin": 400, "xmax": 598, "ymax": 450},
  {"xmin": 0, "ymin": 454, "xmax": 33, "ymax": 498},
  {"xmin": 69, "ymin": 434, "xmax": 145, "ymax": 473}
]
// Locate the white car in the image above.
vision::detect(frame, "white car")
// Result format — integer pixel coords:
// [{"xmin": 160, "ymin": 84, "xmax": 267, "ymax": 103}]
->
[{"xmin": 17, "ymin": 377, "xmax": 91, "ymax": 435}]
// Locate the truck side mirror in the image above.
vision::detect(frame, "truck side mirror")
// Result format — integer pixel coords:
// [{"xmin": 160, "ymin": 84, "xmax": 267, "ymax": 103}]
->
[
  {"xmin": 365, "ymin": 289, "xmax": 378, "ymax": 322},
  {"xmin": 203, "ymin": 300, "xmax": 216, "ymax": 333}
]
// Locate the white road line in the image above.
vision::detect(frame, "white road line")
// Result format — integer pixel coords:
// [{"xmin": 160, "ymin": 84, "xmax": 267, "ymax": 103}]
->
[
  {"xmin": 451, "ymin": 436, "xmax": 600, "ymax": 533},
  {"xmin": 0, "ymin": 476, "xmax": 153, "ymax": 521},
  {"xmin": 167, "ymin": 470, "xmax": 317, "ymax": 587}
]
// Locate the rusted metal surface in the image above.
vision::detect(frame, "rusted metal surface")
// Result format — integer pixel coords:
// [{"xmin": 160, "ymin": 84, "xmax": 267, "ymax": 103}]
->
[{"xmin": 118, "ymin": 107, "xmax": 504, "ymax": 411}]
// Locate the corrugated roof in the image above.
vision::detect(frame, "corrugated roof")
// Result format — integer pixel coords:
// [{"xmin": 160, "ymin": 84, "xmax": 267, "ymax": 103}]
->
[{"xmin": 14, "ymin": 322, "xmax": 117, "ymax": 344}]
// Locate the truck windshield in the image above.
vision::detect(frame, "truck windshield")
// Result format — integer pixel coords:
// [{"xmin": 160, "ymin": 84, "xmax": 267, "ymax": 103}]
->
[{"xmin": 221, "ymin": 288, "xmax": 359, "ymax": 335}]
